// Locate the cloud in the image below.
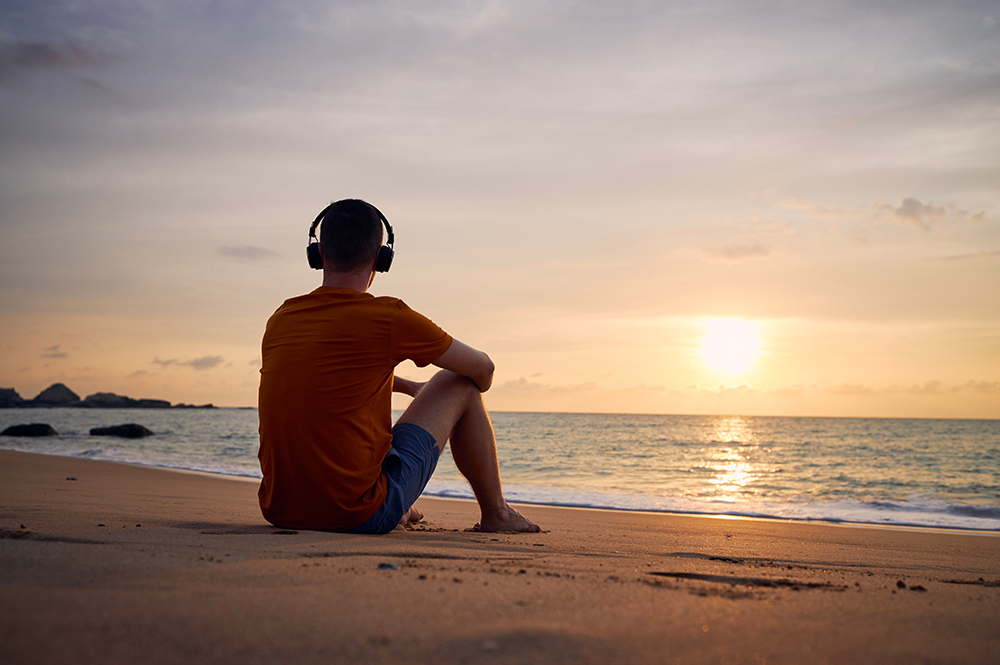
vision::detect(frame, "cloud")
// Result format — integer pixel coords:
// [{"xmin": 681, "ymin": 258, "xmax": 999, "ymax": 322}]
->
[
  {"xmin": 825, "ymin": 384, "xmax": 875, "ymax": 395},
  {"xmin": 930, "ymin": 249, "xmax": 1000, "ymax": 262},
  {"xmin": 889, "ymin": 198, "xmax": 947, "ymax": 232},
  {"xmin": 825, "ymin": 381, "xmax": 1000, "ymax": 396},
  {"xmin": 700, "ymin": 383, "xmax": 758, "ymax": 396},
  {"xmin": 79, "ymin": 77, "xmax": 112, "ymax": 93},
  {"xmin": 153, "ymin": 355, "xmax": 224, "ymax": 370},
  {"xmin": 964, "ymin": 381, "xmax": 1000, "ymax": 394},
  {"xmin": 0, "ymin": 37, "xmax": 111, "ymax": 84},
  {"xmin": 217, "ymin": 245, "xmax": 280, "ymax": 262},
  {"xmin": 874, "ymin": 198, "xmax": 986, "ymax": 232},
  {"xmin": 42, "ymin": 345, "xmax": 67, "ymax": 359},
  {"xmin": 779, "ymin": 196, "xmax": 986, "ymax": 232},
  {"xmin": 188, "ymin": 355, "xmax": 225, "ymax": 370},
  {"xmin": 494, "ymin": 377, "xmax": 600, "ymax": 395},
  {"xmin": 905, "ymin": 380, "xmax": 946, "ymax": 395},
  {"xmin": 777, "ymin": 198, "xmax": 857, "ymax": 220},
  {"xmin": 900, "ymin": 381, "xmax": 1000, "ymax": 396},
  {"xmin": 78, "ymin": 76, "xmax": 122, "ymax": 100}
]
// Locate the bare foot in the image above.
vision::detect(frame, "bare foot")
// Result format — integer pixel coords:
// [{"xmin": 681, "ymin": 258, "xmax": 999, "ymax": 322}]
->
[
  {"xmin": 398, "ymin": 505, "xmax": 424, "ymax": 526},
  {"xmin": 474, "ymin": 503, "xmax": 540, "ymax": 533}
]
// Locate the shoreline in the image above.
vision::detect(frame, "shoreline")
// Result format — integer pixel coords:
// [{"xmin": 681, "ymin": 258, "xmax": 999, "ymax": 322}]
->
[
  {"xmin": 2, "ymin": 448, "xmax": 999, "ymax": 664},
  {"xmin": 4, "ymin": 446, "xmax": 999, "ymax": 534}
]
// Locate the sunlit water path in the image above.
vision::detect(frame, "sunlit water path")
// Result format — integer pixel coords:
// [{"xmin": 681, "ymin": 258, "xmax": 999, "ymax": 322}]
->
[{"xmin": 2, "ymin": 408, "xmax": 998, "ymax": 531}]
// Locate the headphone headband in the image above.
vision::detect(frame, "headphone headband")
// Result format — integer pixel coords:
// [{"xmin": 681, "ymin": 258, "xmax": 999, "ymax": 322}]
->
[{"xmin": 306, "ymin": 201, "xmax": 394, "ymax": 272}]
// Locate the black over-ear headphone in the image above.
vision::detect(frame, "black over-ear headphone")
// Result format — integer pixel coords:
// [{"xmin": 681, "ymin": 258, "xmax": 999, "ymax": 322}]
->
[{"xmin": 306, "ymin": 201, "xmax": 395, "ymax": 272}]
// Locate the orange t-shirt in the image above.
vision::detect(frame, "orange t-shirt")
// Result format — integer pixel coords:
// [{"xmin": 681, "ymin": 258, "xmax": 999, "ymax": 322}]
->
[{"xmin": 257, "ymin": 287, "xmax": 453, "ymax": 531}]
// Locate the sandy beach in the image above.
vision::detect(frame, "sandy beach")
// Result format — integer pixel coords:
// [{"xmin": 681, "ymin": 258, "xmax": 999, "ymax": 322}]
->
[{"xmin": 2, "ymin": 448, "xmax": 998, "ymax": 664}]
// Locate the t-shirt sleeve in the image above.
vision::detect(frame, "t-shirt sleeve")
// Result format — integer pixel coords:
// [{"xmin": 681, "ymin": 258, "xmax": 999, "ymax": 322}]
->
[{"xmin": 390, "ymin": 300, "xmax": 453, "ymax": 367}]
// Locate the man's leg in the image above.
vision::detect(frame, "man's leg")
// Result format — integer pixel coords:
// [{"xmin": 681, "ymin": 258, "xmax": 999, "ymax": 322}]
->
[{"xmin": 395, "ymin": 370, "xmax": 539, "ymax": 532}]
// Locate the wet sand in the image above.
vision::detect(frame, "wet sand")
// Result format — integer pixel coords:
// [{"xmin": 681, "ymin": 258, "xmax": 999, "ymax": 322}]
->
[{"xmin": 2, "ymin": 448, "xmax": 998, "ymax": 664}]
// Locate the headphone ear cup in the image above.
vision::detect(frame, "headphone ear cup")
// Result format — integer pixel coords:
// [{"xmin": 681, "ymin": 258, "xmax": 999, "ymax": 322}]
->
[
  {"xmin": 375, "ymin": 245, "xmax": 394, "ymax": 273},
  {"xmin": 306, "ymin": 242, "xmax": 323, "ymax": 270}
]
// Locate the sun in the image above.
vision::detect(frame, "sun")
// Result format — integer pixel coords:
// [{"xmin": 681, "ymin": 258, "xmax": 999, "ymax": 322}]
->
[{"xmin": 700, "ymin": 318, "xmax": 761, "ymax": 375}]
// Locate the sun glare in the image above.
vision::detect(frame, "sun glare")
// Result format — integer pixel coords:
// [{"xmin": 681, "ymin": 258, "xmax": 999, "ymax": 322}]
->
[{"xmin": 700, "ymin": 319, "xmax": 761, "ymax": 375}]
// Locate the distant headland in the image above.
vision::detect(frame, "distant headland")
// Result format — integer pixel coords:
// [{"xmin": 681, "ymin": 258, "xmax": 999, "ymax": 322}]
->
[{"xmin": 0, "ymin": 383, "xmax": 213, "ymax": 409}]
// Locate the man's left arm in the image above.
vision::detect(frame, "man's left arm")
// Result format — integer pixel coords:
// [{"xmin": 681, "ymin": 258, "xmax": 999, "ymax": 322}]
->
[{"xmin": 392, "ymin": 376, "xmax": 425, "ymax": 398}]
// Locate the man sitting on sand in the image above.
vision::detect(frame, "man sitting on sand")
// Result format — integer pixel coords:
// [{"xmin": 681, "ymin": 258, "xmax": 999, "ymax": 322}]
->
[{"xmin": 257, "ymin": 198, "xmax": 539, "ymax": 535}]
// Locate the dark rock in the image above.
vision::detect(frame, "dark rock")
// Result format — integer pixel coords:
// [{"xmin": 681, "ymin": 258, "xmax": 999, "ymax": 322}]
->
[
  {"xmin": 133, "ymin": 398, "xmax": 171, "ymax": 409},
  {"xmin": 81, "ymin": 392, "xmax": 132, "ymax": 408},
  {"xmin": 7, "ymin": 384, "xmax": 181, "ymax": 409},
  {"xmin": 30, "ymin": 383, "xmax": 81, "ymax": 407},
  {"xmin": 81, "ymin": 393, "xmax": 173, "ymax": 408},
  {"xmin": 173, "ymin": 403, "xmax": 215, "ymax": 409},
  {"xmin": 0, "ymin": 388, "xmax": 24, "ymax": 408},
  {"xmin": 89, "ymin": 424, "xmax": 154, "ymax": 438},
  {"xmin": 2, "ymin": 423, "xmax": 58, "ymax": 436}
]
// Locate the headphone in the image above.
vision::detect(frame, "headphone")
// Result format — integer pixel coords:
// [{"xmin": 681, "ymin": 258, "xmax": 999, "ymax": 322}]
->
[{"xmin": 306, "ymin": 201, "xmax": 394, "ymax": 272}]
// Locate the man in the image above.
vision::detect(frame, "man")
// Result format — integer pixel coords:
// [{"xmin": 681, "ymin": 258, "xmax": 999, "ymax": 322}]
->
[{"xmin": 257, "ymin": 199, "xmax": 539, "ymax": 534}]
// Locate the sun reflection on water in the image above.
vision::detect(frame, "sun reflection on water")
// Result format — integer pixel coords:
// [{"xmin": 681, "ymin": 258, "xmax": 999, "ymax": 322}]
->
[
  {"xmin": 701, "ymin": 417, "xmax": 762, "ymax": 502},
  {"xmin": 712, "ymin": 416, "xmax": 756, "ymax": 445}
]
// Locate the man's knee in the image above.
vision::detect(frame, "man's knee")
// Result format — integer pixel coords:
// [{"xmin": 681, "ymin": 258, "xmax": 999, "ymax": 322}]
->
[
  {"xmin": 427, "ymin": 370, "xmax": 480, "ymax": 401},
  {"xmin": 429, "ymin": 371, "xmax": 484, "ymax": 416},
  {"xmin": 397, "ymin": 370, "xmax": 481, "ymax": 440}
]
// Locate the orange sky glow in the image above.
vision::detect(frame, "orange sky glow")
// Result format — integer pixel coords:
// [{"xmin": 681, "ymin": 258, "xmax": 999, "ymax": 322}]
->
[{"xmin": 1, "ymin": 2, "xmax": 997, "ymax": 419}]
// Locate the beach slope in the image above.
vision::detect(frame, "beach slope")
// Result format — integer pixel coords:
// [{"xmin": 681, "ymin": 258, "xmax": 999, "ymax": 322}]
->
[{"xmin": 1, "ymin": 449, "xmax": 998, "ymax": 664}]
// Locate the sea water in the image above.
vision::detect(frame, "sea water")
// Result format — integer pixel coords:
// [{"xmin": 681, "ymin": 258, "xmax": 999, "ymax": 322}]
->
[{"xmin": 2, "ymin": 408, "xmax": 998, "ymax": 531}]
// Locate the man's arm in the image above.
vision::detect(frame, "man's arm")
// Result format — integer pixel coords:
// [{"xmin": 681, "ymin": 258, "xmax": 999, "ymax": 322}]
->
[
  {"xmin": 432, "ymin": 339, "xmax": 495, "ymax": 392},
  {"xmin": 392, "ymin": 376, "xmax": 425, "ymax": 397}
]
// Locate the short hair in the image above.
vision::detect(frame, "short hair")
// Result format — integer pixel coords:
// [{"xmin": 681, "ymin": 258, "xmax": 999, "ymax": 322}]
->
[{"xmin": 318, "ymin": 199, "xmax": 383, "ymax": 273}]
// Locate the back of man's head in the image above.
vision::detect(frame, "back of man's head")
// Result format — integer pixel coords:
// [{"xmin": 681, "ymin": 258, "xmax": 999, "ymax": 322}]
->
[{"xmin": 319, "ymin": 199, "xmax": 383, "ymax": 273}]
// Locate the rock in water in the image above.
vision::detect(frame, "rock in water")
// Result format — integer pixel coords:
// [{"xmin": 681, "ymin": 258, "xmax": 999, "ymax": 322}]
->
[
  {"xmin": 133, "ymin": 399, "xmax": 171, "ymax": 409},
  {"xmin": 81, "ymin": 392, "xmax": 132, "ymax": 408},
  {"xmin": 2, "ymin": 423, "xmax": 58, "ymax": 436},
  {"xmin": 89, "ymin": 424, "xmax": 154, "ymax": 438},
  {"xmin": 0, "ymin": 388, "xmax": 25, "ymax": 408},
  {"xmin": 81, "ymin": 393, "xmax": 173, "ymax": 408},
  {"xmin": 31, "ymin": 383, "xmax": 81, "ymax": 407}
]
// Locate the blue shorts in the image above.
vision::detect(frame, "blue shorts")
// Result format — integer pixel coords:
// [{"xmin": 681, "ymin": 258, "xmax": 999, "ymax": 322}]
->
[{"xmin": 347, "ymin": 423, "xmax": 440, "ymax": 535}]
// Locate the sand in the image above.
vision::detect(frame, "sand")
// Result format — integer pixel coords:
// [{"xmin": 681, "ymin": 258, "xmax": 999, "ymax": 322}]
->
[{"xmin": 1, "ymin": 448, "xmax": 998, "ymax": 664}]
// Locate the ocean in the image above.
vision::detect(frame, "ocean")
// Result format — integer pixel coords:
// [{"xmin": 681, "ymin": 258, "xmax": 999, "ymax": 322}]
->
[{"xmin": 2, "ymin": 408, "xmax": 998, "ymax": 532}]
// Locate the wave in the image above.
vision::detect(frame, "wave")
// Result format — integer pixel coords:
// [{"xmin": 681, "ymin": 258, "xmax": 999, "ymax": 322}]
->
[
  {"xmin": 423, "ymin": 481, "xmax": 1000, "ymax": 532},
  {"xmin": 5, "ymin": 445, "xmax": 999, "ymax": 531},
  {"xmin": 3, "ymin": 409, "xmax": 998, "ymax": 532}
]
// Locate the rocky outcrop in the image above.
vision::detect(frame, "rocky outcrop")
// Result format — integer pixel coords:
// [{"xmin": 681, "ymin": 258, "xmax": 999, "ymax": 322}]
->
[
  {"xmin": 89, "ymin": 424, "xmax": 154, "ymax": 438},
  {"xmin": 0, "ymin": 388, "xmax": 24, "ymax": 408},
  {"xmin": 1, "ymin": 384, "xmax": 213, "ymax": 409},
  {"xmin": 2, "ymin": 423, "xmax": 58, "ymax": 436},
  {"xmin": 28, "ymin": 383, "xmax": 81, "ymax": 407},
  {"xmin": 80, "ymin": 393, "xmax": 172, "ymax": 409},
  {"xmin": 137, "ymin": 399, "xmax": 173, "ymax": 408},
  {"xmin": 81, "ymin": 392, "xmax": 131, "ymax": 408}
]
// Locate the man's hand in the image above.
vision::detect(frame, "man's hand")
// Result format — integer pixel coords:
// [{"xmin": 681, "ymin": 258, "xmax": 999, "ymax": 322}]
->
[{"xmin": 392, "ymin": 377, "xmax": 426, "ymax": 398}]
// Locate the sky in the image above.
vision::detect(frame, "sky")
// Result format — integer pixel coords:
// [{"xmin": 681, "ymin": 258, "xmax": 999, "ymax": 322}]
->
[{"xmin": 1, "ymin": 0, "xmax": 998, "ymax": 418}]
